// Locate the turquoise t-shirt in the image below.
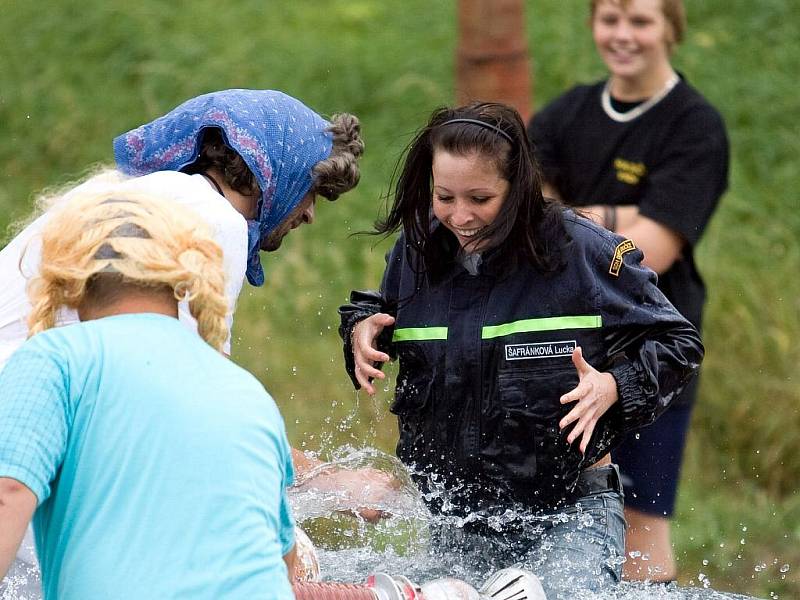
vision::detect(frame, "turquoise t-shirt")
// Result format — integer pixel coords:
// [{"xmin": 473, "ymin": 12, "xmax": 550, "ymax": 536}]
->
[{"xmin": 0, "ymin": 313, "xmax": 295, "ymax": 599}]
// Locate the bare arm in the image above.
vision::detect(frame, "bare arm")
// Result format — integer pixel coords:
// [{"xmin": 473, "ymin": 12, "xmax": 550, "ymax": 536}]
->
[
  {"xmin": 617, "ymin": 212, "xmax": 683, "ymax": 274},
  {"xmin": 290, "ymin": 447, "xmax": 397, "ymax": 524},
  {"xmin": 581, "ymin": 204, "xmax": 684, "ymax": 274},
  {"xmin": 291, "ymin": 447, "xmax": 321, "ymax": 478},
  {"xmin": 282, "ymin": 543, "xmax": 298, "ymax": 582},
  {"xmin": 0, "ymin": 478, "xmax": 37, "ymax": 579}
]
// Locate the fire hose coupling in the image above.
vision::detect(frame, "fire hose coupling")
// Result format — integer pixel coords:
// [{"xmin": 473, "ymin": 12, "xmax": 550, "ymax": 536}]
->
[
  {"xmin": 367, "ymin": 573, "xmax": 422, "ymax": 600},
  {"xmin": 290, "ymin": 526, "xmax": 546, "ymax": 600},
  {"xmin": 368, "ymin": 567, "xmax": 547, "ymax": 600},
  {"xmin": 478, "ymin": 567, "xmax": 548, "ymax": 600},
  {"xmin": 293, "ymin": 568, "xmax": 547, "ymax": 600}
]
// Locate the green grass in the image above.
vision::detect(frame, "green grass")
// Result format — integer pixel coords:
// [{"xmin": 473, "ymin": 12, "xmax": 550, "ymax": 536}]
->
[{"xmin": 1, "ymin": 1, "xmax": 798, "ymax": 597}]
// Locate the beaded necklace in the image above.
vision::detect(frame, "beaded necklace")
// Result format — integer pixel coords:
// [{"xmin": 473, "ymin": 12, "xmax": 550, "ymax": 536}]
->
[{"xmin": 601, "ymin": 72, "xmax": 680, "ymax": 123}]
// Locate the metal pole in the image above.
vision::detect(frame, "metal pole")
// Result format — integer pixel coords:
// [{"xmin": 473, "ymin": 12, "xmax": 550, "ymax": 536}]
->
[{"xmin": 455, "ymin": 0, "xmax": 532, "ymax": 121}]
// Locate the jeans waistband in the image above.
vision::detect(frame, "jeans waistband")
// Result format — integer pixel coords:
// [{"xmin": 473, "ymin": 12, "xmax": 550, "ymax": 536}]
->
[{"xmin": 573, "ymin": 464, "xmax": 623, "ymax": 499}]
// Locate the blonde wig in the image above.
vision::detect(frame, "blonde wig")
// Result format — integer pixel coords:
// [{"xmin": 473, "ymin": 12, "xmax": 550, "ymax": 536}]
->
[{"xmin": 27, "ymin": 189, "xmax": 229, "ymax": 351}]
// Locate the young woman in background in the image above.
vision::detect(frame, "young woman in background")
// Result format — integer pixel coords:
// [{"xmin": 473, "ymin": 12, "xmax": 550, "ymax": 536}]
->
[{"xmin": 528, "ymin": 0, "xmax": 729, "ymax": 582}]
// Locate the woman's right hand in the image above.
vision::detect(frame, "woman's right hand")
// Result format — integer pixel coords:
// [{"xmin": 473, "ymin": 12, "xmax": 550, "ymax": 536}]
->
[{"xmin": 352, "ymin": 313, "xmax": 395, "ymax": 395}]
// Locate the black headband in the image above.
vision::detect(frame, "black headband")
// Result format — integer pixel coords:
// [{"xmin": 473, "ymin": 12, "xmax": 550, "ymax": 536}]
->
[{"xmin": 440, "ymin": 118, "xmax": 514, "ymax": 144}]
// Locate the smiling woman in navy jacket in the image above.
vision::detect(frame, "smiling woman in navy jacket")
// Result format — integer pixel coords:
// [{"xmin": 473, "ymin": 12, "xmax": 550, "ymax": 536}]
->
[{"xmin": 339, "ymin": 101, "xmax": 703, "ymax": 597}]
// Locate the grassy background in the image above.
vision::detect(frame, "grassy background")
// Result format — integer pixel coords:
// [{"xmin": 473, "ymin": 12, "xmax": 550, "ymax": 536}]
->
[{"xmin": 1, "ymin": 0, "xmax": 797, "ymax": 596}]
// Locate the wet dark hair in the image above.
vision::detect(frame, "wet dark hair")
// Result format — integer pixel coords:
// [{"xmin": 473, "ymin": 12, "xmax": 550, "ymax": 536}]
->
[
  {"xmin": 183, "ymin": 128, "xmax": 261, "ymax": 198},
  {"xmin": 376, "ymin": 102, "xmax": 565, "ymax": 277}
]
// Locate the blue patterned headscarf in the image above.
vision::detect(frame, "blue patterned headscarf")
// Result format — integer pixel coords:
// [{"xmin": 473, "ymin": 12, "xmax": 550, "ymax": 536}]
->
[{"xmin": 113, "ymin": 89, "xmax": 333, "ymax": 286}]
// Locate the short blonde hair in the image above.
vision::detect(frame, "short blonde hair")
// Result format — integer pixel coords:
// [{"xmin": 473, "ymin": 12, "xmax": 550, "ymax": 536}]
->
[
  {"xmin": 590, "ymin": 0, "xmax": 686, "ymax": 47},
  {"xmin": 27, "ymin": 189, "xmax": 229, "ymax": 351}
]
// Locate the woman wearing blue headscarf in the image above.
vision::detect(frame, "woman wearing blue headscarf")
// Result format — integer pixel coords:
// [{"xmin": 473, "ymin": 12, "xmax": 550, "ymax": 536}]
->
[{"xmin": 115, "ymin": 88, "xmax": 364, "ymax": 287}]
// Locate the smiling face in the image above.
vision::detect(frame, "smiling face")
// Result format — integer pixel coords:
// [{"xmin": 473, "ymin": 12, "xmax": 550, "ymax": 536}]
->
[
  {"xmin": 592, "ymin": 0, "xmax": 674, "ymax": 86},
  {"xmin": 431, "ymin": 150, "xmax": 509, "ymax": 251}
]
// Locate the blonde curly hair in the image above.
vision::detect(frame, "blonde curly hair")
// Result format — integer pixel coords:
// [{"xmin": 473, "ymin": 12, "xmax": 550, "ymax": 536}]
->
[{"xmin": 27, "ymin": 188, "xmax": 229, "ymax": 351}]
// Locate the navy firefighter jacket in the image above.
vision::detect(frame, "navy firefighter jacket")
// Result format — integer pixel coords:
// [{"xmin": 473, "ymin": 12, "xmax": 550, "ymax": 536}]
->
[{"xmin": 339, "ymin": 211, "xmax": 703, "ymax": 514}]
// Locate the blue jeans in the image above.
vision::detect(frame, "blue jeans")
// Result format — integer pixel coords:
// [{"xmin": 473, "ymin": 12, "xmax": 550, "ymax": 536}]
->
[
  {"xmin": 428, "ymin": 472, "xmax": 626, "ymax": 600},
  {"xmin": 520, "ymin": 490, "xmax": 626, "ymax": 599}
]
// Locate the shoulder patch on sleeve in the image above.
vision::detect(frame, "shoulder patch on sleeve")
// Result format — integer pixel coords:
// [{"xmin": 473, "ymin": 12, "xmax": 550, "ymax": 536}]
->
[{"xmin": 609, "ymin": 239, "xmax": 636, "ymax": 277}]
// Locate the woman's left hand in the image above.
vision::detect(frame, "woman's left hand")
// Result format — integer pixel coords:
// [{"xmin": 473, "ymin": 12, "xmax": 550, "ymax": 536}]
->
[{"xmin": 559, "ymin": 346, "xmax": 618, "ymax": 454}]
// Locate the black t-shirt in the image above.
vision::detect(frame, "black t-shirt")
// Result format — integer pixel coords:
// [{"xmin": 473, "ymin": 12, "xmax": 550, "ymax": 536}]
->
[{"xmin": 528, "ymin": 77, "xmax": 729, "ymax": 329}]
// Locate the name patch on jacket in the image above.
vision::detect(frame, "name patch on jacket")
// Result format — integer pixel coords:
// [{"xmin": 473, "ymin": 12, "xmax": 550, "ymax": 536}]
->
[
  {"xmin": 505, "ymin": 340, "xmax": 576, "ymax": 361},
  {"xmin": 609, "ymin": 239, "xmax": 636, "ymax": 277}
]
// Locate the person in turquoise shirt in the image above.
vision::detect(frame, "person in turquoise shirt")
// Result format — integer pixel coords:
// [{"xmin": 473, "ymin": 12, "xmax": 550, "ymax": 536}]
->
[{"xmin": 0, "ymin": 187, "xmax": 297, "ymax": 599}]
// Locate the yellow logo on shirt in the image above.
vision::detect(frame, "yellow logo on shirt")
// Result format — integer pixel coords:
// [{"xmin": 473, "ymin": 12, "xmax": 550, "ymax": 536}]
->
[
  {"xmin": 614, "ymin": 158, "xmax": 647, "ymax": 185},
  {"xmin": 609, "ymin": 239, "xmax": 636, "ymax": 277}
]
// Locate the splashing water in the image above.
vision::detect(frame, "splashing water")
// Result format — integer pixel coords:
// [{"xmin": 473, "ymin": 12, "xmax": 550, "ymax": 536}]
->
[
  {"xmin": 1, "ymin": 446, "xmax": 763, "ymax": 600},
  {"xmin": 291, "ymin": 447, "xmax": 762, "ymax": 600},
  {"xmin": 1, "ymin": 554, "xmax": 40, "ymax": 600}
]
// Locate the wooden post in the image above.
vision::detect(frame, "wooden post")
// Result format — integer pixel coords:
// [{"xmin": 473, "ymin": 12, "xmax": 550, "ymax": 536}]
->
[{"xmin": 456, "ymin": 0, "xmax": 532, "ymax": 121}]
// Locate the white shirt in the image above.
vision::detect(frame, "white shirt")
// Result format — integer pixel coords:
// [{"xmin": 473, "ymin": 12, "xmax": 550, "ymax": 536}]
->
[{"xmin": 0, "ymin": 171, "xmax": 248, "ymax": 368}]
